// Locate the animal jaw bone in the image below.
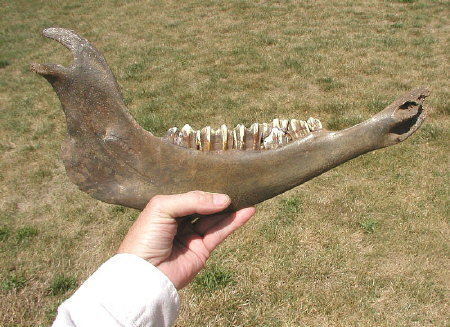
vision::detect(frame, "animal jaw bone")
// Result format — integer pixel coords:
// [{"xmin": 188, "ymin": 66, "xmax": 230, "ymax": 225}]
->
[{"xmin": 31, "ymin": 27, "xmax": 430, "ymax": 211}]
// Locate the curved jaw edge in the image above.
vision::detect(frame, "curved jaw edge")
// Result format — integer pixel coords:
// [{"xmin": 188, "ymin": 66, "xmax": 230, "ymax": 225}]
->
[{"xmin": 376, "ymin": 87, "xmax": 430, "ymax": 147}]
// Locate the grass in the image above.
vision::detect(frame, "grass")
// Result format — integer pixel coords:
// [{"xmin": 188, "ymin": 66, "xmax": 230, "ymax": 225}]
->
[
  {"xmin": 193, "ymin": 265, "xmax": 236, "ymax": 293},
  {"xmin": 48, "ymin": 274, "xmax": 77, "ymax": 296},
  {"xmin": 1, "ymin": 0, "xmax": 449, "ymax": 326}
]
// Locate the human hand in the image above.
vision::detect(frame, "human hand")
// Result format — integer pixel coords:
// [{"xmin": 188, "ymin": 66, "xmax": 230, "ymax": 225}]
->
[{"xmin": 117, "ymin": 191, "xmax": 256, "ymax": 289}]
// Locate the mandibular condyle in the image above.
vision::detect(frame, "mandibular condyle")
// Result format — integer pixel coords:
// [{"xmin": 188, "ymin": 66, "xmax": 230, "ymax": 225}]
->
[{"xmin": 31, "ymin": 27, "xmax": 430, "ymax": 212}]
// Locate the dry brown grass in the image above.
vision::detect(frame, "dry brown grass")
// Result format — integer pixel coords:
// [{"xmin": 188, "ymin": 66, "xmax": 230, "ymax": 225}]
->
[{"xmin": 1, "ymin": 0, "xmax": 449, "ymax": 326}]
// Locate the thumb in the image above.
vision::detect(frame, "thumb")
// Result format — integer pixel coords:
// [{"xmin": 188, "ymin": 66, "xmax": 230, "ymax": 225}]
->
[{"xmin": 143, "ymin": 191, "xmax": 231, "ymax": 219}]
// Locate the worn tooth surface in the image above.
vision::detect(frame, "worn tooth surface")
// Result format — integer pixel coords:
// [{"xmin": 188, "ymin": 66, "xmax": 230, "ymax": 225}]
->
[
  {"xmin": 276, "ymin": 128, "xmax": 285, "ymax": 144},
  {"xmin": 180, "ymin": 124, "xmax": 193, "ymax": 148},
  {"xmin": 307, "ymin": 117, "xmax": 322, "ymax": 131},
  {"xmin": 250, "ymin": 123, "xmax": 260, "ymax": 150},
  {"xmin": 280, "ymin": 119, "xmax": 289, "ymax": 132},
  {"xmin": 209, "ymin": 127, "xmax": 221, "ymax": 151},
  {"xmin": 165, "ymin": 127, "xmax": 178, "ymax": 144},
  {"xmin": 289, "ymin": 119, "xmax": 299, "ymax": 132},
  {"xmin": 272, "ymin": 118, "xmax": 281, "ymax": 129},
  {"xmin": 195, "ymin": 130, "xmax": 202, "ymax": 150},
  {"xmin": 201, "ymin": 126, "xmax": 211, "ymax": 151},
  {"xmin": 288, "ymin": 119, "xmax": 302, "ymax": 139},
  {"xmin": 220, "ymin": 124, "xmax": 228, "ymax": 150},
  {"xmin": 263, "ymin": 127, "xmax": 284, "ymax": 149},
  {"xmin": 233, "ymin": 124, "xmax": 245, "ymax": 150},
  {"xmin": 261, "ymin": 123, "xmax": 271, "ymax": 138},
  {"xmin": 299, "ymin": 120, "xmax": 311, "ymax": 136},
  {"xmin": 287, "ymin": 119, "xmax": 298, "ymax": 139}
]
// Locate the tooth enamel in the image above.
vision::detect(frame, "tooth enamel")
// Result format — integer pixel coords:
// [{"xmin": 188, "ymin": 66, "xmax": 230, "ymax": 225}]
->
[
  {"xmin": 250, "ymin": 123, "xmax": 259, "ymax": 150},
  {"xmin": 280, "ymin": 119, "xmax": 289, "ymax": 131},
  {"xmin": 196, "ymin": 130, "xmax": 202, "ymax": 151},
  {"xmin": 289, "ymin": 119, "xmax": 299, "ymax": 132},
  {"xmin": 272, "ymin": 118, "xmax": 280, "ymax": 129},
  {"xmin": 201, "ymin": 126, "xmax": 211, "ymax": 151},
  {"xmin": 180, "ymin": 124, "xmax": 193, "ymax": 147},
  {"xmin": 307, "ymin": 117, "xmax": 322, "ymax": 131},
  {"xmin": 300, "ymin": 120, "xmax": 310, "ymax": 133},
  {"xmin": 166, "ymin": 127, "xmax": 178, "ymax": 144},
  {"xmin": 234, "ymin": 124, "xmax": 245, "ymax": 150},
  {"xmin": 263, "ymin": 127, "xmax": 286, "ymax": 149},
  {"xmin": 221, "ymin": 124, "xmax": 228, "ymax": 150},
  {"xmin": 261, "ymin": 123, "xmax": 270, "ymax": 138}
]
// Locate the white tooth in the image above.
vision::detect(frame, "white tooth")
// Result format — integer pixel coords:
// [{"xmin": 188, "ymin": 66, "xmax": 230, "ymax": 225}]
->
[
  {"xmin": 221, "ymin": 124, "xmax": 228, "ymax": 150},
  {"xmin": 166, "ymin": 127, "xmax": 178, "ymax": 144},
  {"xmin": 196, "ymin": 130, "xmax": 202, "ymax": 150},
  {"xmin": 272, "ymin": 118, "xmax": 280, "ymax": 129},
  {"xmin": 275, "ymin": 127, "xmax": 284, "ymax": 144},
  {"xmin": 250, "ymin": 123, "xmax": 259, "ymax": 150},
  {"xmin": 201, "ymin": 126, "xmax": 211, "ymax": 151},
  {"xmin": 250, "ymin": 123, "xmax": 258, "ymax": 134},
  {"xmin": 261, "ymin": 123, "xmax": 270, "ymax": 138},
  {"xmin": 167, "ymin": 127, "xmax": 178, "ymax": 134},
  {"xmin": 263, "ymin": 127, "xmax": 284, "ymax": 149},
  {"xmin": 289, "ymin": 119, "xmax": 300, "ymax": 132},
  {"xmin": 307, "ymin": 117, "xmax": 322, "ymax": 131},
  {"xmin": 300, "ymin": 120, "xmax": 310, "ymax": 133},
  {"xmin": 315, "ymin": 118, "xmax": 322, "ymax": 130},
  {"xmin": 263, "ymin": 130, "xmax": 274, "ymax": 149},
  {"xmin": 233, "ymin": 129, "xmax": 237, "ymax": 149},
  {"xmin": 235, "ymin": 124, "xmax": 245, "ymax": 149},
  {"xmin": 181, "ymin": 124, "xmax": 192, "ymax": 135},
  {"xmin": 280, "ymin": 119, "xmax": 289, "ymax": 131}
]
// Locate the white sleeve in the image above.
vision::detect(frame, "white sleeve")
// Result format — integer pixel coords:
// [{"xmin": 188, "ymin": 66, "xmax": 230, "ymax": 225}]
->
[{"xmin": 52, "ymin": 254, "xmax": 180, "ymax": 327}]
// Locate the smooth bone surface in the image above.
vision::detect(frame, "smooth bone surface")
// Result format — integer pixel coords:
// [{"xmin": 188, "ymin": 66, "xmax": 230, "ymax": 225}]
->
[{"xmin": 31, "ymin": 28, "xmax": 430, "ymax": 211}]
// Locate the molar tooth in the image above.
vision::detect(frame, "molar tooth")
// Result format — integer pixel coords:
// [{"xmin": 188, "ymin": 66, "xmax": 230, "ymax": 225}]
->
[
  {"xmin": 196, "ymin": 130, "xmax": 202, "ymax": 151},
  {"xmin": 288, "ymin": 119, "xmax": 299, "ymax": 139},
  {"xmin": 181, "ymin": 124, "xmax": 194, "ymax": 148},
  {"xmin": 250, "ymin": 123, "xmax": 259, "ymax": 150},
  {"xmin": 166, "ymin": 127, "xmax": 178, "ymax": 144},
  {"xmin": 261, "ymin": 123, "xmax": 270, "ymax": 138},
  {"xmin": 272, "ymin": 118, "xmax": 280, "ymax": 129},
  {"xmin": 307, "ymin": 117, "xmax": 322, "ymax": 131},
  {"xmin": 260, "ymin": 123, "xmax": 271, "ymax": 148},
  {"xmin": 263, "ymin": 127, "xmax": 285, "ymax": 149},
  {"xmin": 221, "ymin": 124, "xmax": 228, "ymax": 150},
  {"xmin": 210, "ymin": 127, "xmax": 221, "ymax": 151},
  {"xmin": 289, "ymin": 119, "xmax": 300, "ymax": 132},
  {"xmin": 280, "ymin": 119, "xmax": 289, "ymax": 132},
  {"xmin": 275, "ymin": 128, "xmax": 285, "ymax": 144},
  {"xmin": 201, "ymin": 126, "xmax": 211, "ymax": 151},
  {"xmin": 234, "ymin": 124, "xmax": 245, "ymax": 150},
  {"xmin": 300, "ymin": 120, "xmax": 311, "ymax": 133}
]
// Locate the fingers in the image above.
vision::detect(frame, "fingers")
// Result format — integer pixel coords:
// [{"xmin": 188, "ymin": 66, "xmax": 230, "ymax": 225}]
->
[
  {"xmin": 202, "ymin": 207, "xmax": 256, "ymax": 252},
  {"xmin": 143, "ymin": 191, "xmax": 231, "ymax": 219},
  {"xmin": 190, "ymin": 212, "xmax": 230, "ymax": 235}
]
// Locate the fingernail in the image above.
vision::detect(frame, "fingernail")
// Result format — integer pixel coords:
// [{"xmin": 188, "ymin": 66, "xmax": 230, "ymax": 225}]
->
[{"xmin": 213, "ymin": 194, "xmax": 230, "ymax": 206}]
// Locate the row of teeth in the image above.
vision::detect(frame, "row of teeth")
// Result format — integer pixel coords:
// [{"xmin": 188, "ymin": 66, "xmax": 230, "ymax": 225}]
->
[{"xmin": 164, "ymin": 118, "xmax": 322, "ymax": 151}]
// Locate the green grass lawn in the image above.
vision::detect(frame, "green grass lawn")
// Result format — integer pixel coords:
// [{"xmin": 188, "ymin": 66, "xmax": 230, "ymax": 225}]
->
[{"xmin": 1, "ymin": 0, "xmax": 449, "ymax": 326}]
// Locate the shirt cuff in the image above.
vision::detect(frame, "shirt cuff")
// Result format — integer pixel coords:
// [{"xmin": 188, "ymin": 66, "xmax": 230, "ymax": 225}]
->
[{"xmin": 57, "ymin": 254, "xmax": 180, "ymax": 327}]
